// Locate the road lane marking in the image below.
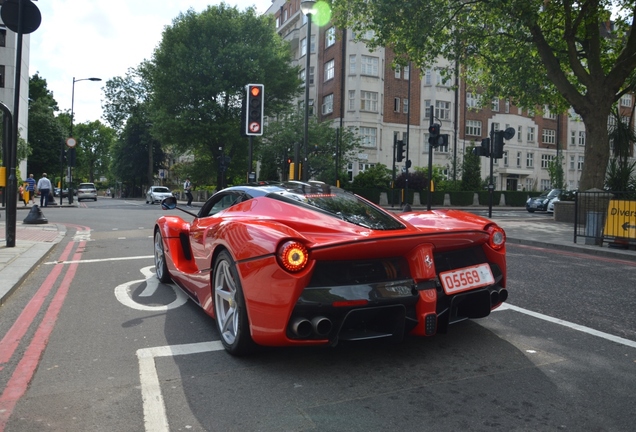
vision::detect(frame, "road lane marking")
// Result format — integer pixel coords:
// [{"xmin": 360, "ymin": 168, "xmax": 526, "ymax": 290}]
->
[
  {"xmin": 496, "ymin": 303, "xmax": 636, "ymax": 349},
  {"xmin": 137, "ymin": 341, "xmax": 224, "ymax": 432},
  {"xmin": 114, "ymin": 266, "xmax": 188, "ymax": 311},
  {"xmin": 44, "ymin": 255, "xmax": 153, "ymax": 265}
]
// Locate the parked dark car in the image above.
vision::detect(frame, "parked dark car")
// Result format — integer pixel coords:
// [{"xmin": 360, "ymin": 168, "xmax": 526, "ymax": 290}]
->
[{"xmin": 526, "ymin": 189, "xmax": 562, "ymax": 212}]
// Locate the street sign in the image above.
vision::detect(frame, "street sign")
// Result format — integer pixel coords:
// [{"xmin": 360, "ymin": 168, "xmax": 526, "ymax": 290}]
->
[
  {"xmin": 1, "ymin": 0, "xmax": 41, "ymax": 34},
  {"xmin": 66, "ymin": 137, "xmax": 77, "ymax": 148}
]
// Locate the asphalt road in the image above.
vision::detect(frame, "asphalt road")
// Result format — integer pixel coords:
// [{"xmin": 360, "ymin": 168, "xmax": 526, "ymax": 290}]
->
[{"xmin": 1, "ymin": 198, "xmax": 635, "ymax": 431}]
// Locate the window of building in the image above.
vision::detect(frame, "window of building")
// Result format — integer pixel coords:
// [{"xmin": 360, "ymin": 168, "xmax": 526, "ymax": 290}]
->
[
  {"xmin": 404, "ymin": 65, "xmax": 409, "ymax": 80},
  {"xmin": 360, "ymin": 127, "xmax": 377, "ymax": 148},
  {"xmin": 542, "ymin": 128, "xmax": 556, "ymax": 144},
  {"xmin": 517, "ymin": 125, "xmax": 522, "ymax": 141},
  {"xmin": 361, "ymin": 55, "xmax": 379, "ymax": 76},
  {"xmin": 541, "ymin": 154, "xmax": 553, "ymax": 168},
  {"xmin": 527, "ymin": 126, "xmax": 535, "ymax": 142},
  {"xmin": 505, "ymin": 99, "xmax": 510, "ymax": 113},
  {"xmin": 324, "ymin": 59, "xmax": 335, "ymax": 81},
  {"xmin": 322, "ymin": 94, "xmax": 333, "ymax": 115},
  {"xmin": 395, "ymin": 65, "xmax": 401, "ymax": 79},
  {"xmin": 503, "ymin": 151, "xmax": 509, "ymax": 166},
  {"xmin": 360, "ymin": 91, "xmax": 378, "ymax": 112},
  {"xmin": 435, "ymin": 100, "xmax": 451, "ymax": 120},
  {"xmin": 578, "ymin": 156, "xmax": 584, "ymax": 170},
  {"xmin": 0, "ymin": 65, "xmax": 4, "ymax": 88},
  {"xmin": 403, "ymin": 98, "xmax": 409, "ymax": 114},
  {"xmin": 570, "ymin": 131, "xmax": 576, "ymax": 146},
  {"xmin": 347, "ymin": 162, "xmax": 353, "ymax": 181},
  {"xmin": 301, "ymin": 37, "xmax": 307, "ymax": 57},
  {"xmin": 436, "ymin": 70, "xmax": 451, "ymax": 86},
  {"xmin": 424, "ymin": 69, "xmax": 432, "ymax": 85},
  {"xmin": 466, "ymin": 92, "xmax": 478, "ymax": 109},
  {"xmin": 526, "ymin": 152, "xmax": 534, "ymax": 168},
  {"xmin": 326, "ymin": 27, "xmax": 336, "ymax": 48},
  {"xmin": 492, "ymin": 122, "xmax": 500, "ymax": 132},
  {"xmin": 570, "ymin": 155, "xmax": 575, "ymax": 170},
  {"xmin": 424, "ymin": 100, "xmax": 431, "ymax": 118},
  {"xmin": 394, "ymin": 97, "xmax": 400, "ymax": 113},
  {"xmin": 492, "ymin": 98, "xmax": 500, "ymax": 112},
  {"xmin": 0, "ymin": 29, "xmax": 5, "ymax": 47},
  {"xmin": 310, "ymin": 35, "xmax": 315, "ymax": 53},
  {"xmin": 578, "ymin": 131, "xmax": 586, "ymax": 146},
  {"xmin": 465, "ymin": 120, "xmax": 482, "ymax": 136},
  {"xmin": 540, "ymin": 179, "xmax": 551, "ymax": 190},
  {"xmin": 516, "ymin": 152, "xmax": 522, "ymax": 167},
  {"xmin": 348, "ymin": 90, "xmax": 356, "ymax": 110},
  {"xmin": 349, "ymin": 55, "xmax": 356, "ymax": 74},
  {"xmin": 621, "ymin": 94, "xmax": 633, "ymax": 107}
]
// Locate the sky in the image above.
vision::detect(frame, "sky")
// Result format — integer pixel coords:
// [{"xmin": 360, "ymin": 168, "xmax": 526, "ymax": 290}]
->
[{"xmin": 28, "ymin": 0, "xmax": 272, "ymax": 125}]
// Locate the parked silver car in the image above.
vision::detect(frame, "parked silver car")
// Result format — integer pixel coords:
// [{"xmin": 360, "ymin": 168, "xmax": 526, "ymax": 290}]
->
[
  {"xmin": 146, "ymin": 186, "xmax": 174, "ymax": 204},
  {"xmin": 77, "ymin": 183, "xmax": 97, "ymax": 201}
]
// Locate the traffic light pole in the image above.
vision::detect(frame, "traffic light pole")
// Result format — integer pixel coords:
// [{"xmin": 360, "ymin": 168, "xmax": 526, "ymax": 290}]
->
[
  {"xmin": 427, "ymin": 109, "xmax": 434, "ymax": 211},
  {"xmin": 488, "ymin": 123, "xmax": 495, "ymax": 218}
]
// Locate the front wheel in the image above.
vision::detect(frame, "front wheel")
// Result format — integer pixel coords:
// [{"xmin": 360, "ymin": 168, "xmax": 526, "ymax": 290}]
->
[
  {"xmin": 213, "ymin": 251, "xmax": 254, "ymax": 355},
  {"xmin": 154, "ymin": 230, "xmax": 171, "ymax": 283}
]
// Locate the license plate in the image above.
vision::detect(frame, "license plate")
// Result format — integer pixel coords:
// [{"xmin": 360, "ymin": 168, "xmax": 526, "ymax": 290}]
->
[{"xmin": 439, "ymin": 264, "xmax": 494, "ymax": 295}]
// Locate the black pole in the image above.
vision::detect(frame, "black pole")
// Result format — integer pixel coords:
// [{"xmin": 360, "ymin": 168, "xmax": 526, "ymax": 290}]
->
[
  {"xmin": 427, "ymin": 108, "xmax": 434, "ymax": 211},
  {"xmin": 6, "ymin": 0, "xmax": 25, "ymax": 247},
  {"xmin": 2, "ymin": 103, "xmax": 14, "ymax": 246},
  {"xmin": 403, "ymin": 63, "xmax": 412, "ymax": 212},
  {"xmin": 392, "ymin": 134, "xmax": 397, "ymax": 208},
  {"xmin": 248, "ymin": 135, "xmax": 253, "ymax": 182},
  {"xmin": 302, "ymin": 12, "xmax": 312, "ymax": 182},
  {"xmin": 488, "ymin": 123, "xmax": 495, "ymax": 218},
  {"xmin": 335, "ymin": 128, "xmax": 340, "ymax": 187}
]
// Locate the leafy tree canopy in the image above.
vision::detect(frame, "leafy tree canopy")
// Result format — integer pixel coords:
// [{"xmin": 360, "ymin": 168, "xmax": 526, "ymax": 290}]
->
[{"xmin": 331, "ymin": 0, "xmax": 636, "ymax": 190}]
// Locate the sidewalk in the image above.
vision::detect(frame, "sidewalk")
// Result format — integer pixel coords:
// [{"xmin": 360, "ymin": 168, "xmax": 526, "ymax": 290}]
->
[{"xmin": 1, "ymin": 204, "xmax": 634, "ymax": 306}]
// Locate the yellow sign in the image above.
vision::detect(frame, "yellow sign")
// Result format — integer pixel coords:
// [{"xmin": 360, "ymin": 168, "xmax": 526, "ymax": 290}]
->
[{"xmin": 604, "ymin": 200, "xmax": 636, "ymax": 240}]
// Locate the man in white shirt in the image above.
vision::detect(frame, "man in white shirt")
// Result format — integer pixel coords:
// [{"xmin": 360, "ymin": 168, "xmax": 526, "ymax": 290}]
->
[
  {"xmin": 36, "ymin": 173, "xmax": 53, "ymax": 207},
  {"xmin": 184, "ymin": 178, "xmax": 193, "ymax": 207}
]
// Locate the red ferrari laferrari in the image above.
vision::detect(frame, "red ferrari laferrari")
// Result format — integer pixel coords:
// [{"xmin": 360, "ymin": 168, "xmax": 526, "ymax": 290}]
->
[{"xmin": 154, "ymin": 181, "xmax": 507, "ymax": 355}]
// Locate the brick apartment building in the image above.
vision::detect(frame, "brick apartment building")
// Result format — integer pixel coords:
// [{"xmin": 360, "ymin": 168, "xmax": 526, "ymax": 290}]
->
[{"xmin": 266, "ymin": 0, "xmax": 634, "ymax": 192}]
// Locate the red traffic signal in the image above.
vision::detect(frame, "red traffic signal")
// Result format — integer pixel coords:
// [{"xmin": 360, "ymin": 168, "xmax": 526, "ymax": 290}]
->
[{"xmin": 244, "ymin": 84, "xmax": 264, "ymax": 136}]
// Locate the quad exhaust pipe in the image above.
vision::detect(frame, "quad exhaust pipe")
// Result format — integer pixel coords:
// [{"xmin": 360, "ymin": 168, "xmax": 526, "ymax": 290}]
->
[
  {"xmin": 490, "ymin": 288, "xmax": 508, "ymax": 305},
  {"xmin": 290, "ymin": 316, "xmax": 333, "ymax": 338}
]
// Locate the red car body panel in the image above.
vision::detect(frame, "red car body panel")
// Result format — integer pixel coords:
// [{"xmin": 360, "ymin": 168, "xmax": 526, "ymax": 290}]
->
[{"xmin": 155, "ymin": 187, "xmax": 507, "ymax": 348}]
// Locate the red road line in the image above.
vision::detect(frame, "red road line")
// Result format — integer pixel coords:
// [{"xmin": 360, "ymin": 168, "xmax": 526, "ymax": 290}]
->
[
  {"xmin": 0, "ymin": 241, "xmax": 75, "ymax": 365},
  {"xmin": 0, "ymin": 242, "xmax": 85, "ymax": 431}
]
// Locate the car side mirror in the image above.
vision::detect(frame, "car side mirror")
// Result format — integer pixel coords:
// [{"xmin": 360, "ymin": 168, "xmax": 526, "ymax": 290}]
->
[{"xmin": 161, "ymin": 196, "xmax": 177, "ymax": 210}]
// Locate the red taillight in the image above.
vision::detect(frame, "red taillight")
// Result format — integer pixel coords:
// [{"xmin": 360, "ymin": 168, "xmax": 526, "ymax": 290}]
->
[
  {"xmin": 332, "ymin": 299, "xmax": 369, "ymax": 308},
  {"xmin": 486, "ymin": 225, "xmax": 506, "ymax": 250},
  {"xmin": 278, "ymin": 241, "xmax": 309, "ymax": 272}
]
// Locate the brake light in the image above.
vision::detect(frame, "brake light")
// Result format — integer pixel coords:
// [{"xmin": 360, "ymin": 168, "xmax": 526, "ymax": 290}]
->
[
  {"xmin": 278, "ymin": 241, "xmax": 309, "ymax": 272},
  {"xmin": 486, "ymin": 225, "xmax": 506, "ymax": 250}
]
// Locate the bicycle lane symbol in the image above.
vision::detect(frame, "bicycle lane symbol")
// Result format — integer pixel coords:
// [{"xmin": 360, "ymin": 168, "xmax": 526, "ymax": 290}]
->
[{"xmin": 114, "ymin": 265, "xmax": 188, "ymax": 311}]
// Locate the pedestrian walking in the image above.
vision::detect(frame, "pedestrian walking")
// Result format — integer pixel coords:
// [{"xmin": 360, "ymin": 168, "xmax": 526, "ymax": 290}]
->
[
  {"xmin": 25, "ymin": 173, "xmax": 36, "ymax": 203},
  {"xmin": 184, "ymin": 178, "xmax": 193, "ymax": 207},
  {"xmin": 18, "ymin": 185, "xmax": 28, "ymax": 206},
  {"xmin": 36, "ymin": 173, "xmax": 53, "ymax": 207}
]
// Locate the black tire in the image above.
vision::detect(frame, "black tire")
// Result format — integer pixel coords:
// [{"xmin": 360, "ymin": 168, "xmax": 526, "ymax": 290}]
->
[
  {"xmin": 213, "ymin": 250, "xmax": 254, "ymax": 355},
  {"xmin": 527, "ymin": 209, "xmax": 535, "ymax": 213},
  {"xmin": 154, "ymin": 230, "xmax": 172, "ymax": 283}
]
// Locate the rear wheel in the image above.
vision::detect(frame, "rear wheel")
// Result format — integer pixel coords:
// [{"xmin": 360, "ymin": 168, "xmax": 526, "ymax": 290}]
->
[
  {"xmin": 154, "ymin": 230, "xmax": 171, "ymax": 283},
  {"xmin": 213, "ymin": 251, "xmax": 254, "ymax": 355}
]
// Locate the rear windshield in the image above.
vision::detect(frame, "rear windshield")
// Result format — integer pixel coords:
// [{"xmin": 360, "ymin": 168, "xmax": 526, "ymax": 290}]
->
[
  {"xmin": 78, "ymin": 184, "xmax": 95, "ymax": 189},
  {"xmin": 266, "ymin": 182, "xmax": 405, "ymax": 231}
]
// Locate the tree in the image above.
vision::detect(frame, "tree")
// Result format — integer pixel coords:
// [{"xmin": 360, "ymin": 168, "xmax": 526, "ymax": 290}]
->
[
  {"xmin": 350, "ymin": 164, "xmax": 392, "ymax": 189},
  {"xmin": 148, "ymin": 4, "xmax": 301, "ymax": 188},
  {"xmin": 73, "ymin": 120, "xmax": 116, "ymax": 183},
  {"xmin": 331, "ymin": 0, "xmax": 636, "ymax": 190},
  {"xmin": 547, "ymin": 154, "xmax": 566, "ymax": 190},
  {"xmin": 26, "ymin": 74, "xmax": 65, "ymax": 184},
  {"xmin": 461, "ymin": 147, "xmax": 483, "ymax": 191},
  {"xmin": 260, "ymin": 110, "xmax": 362, "ymax": 183}
]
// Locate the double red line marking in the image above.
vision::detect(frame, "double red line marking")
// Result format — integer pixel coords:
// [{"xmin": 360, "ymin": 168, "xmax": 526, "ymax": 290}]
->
[{"xmin": 0, "ymin": 227, "xmax": 88, "ymax": 431}]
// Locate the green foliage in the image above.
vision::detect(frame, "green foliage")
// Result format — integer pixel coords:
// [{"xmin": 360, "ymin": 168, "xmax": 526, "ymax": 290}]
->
[
  {"xmin": 147, "ymin": 4, "xmax": 301, "ymax": 189},
  {"xmin": 260, "ymin": 111, "xmax": 362, "ymax": 183},
  {"xmin": 74, "ymin": 121, "xmax": 117, "ymax": 183},
  {"xmin": 547, "ymin": 154, "xmax": 565, "ymax": 190},
  {"xmin": 350, "ymin": 164, "xmax": 392, "ymax": 189},
  {"xmin": 606, "ymin": 106, "xmax": 636, "ymax": 191},
  {"xmin": 461, "ymin": 146, "xmax": 483, "ymax": 191},
  {"xmin": 330, "ymin": 0, "xmax": 636, "ymax": 190}
]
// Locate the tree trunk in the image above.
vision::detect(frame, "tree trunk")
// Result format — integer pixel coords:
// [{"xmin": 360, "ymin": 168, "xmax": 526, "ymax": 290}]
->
[{"xmin": 578, "ymin": 106, "xmax": 611, "ymax": 191}]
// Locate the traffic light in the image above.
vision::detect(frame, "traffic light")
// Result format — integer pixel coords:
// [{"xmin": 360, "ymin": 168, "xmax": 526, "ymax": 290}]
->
[
  {"xmin": 493, "ymin": 131, "xmax": 505, "ymax": 159},
  {"xmin": 244, "ymin": 84, "xmax": 264, "ymax": 136},
  {"xmin": 396, "ymin": 140, "xmax": 405, "ymax": 162},
  {"xmin": 492, "ymin": 127, "xmax": 516, "ymax": 159},
  {"xmin": 472, "ymin": 138, "xmax": 491, "ymax": 157},
  {"xmin": 428, "ymin": 124, "xmax": 448, "ymax": 148}
]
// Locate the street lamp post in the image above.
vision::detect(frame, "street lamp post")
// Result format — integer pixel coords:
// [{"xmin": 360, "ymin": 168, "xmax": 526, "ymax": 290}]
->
[
  {"xmin": 300, "ymin": 0, "xmax": 316, "ymax": 182},
  {"xmin": 68, "ymin": 76, "xmax": 101, "ymax": 204}
]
